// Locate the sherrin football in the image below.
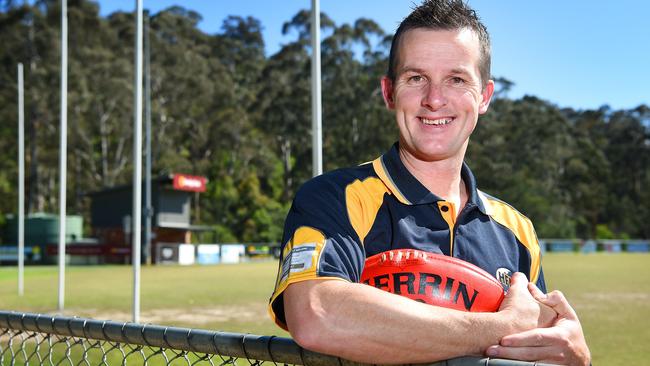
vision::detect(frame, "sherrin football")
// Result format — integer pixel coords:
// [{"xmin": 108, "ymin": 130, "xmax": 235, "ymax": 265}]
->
[{"xmin": 360, "ymin": 249, "xmax": 505, "ymax": 312}]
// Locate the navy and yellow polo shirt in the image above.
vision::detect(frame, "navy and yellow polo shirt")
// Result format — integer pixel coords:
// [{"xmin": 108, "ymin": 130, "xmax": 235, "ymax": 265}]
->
[{"xmin": 269, "ymin": 143, "xmax": 545, "ymax": 330}]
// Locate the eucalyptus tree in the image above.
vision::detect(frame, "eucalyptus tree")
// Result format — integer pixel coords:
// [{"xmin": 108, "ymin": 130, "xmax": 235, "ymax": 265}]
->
[
  {"xmin": 201, "ymin": 15, "xmax": 285, "ymax": 240},
  {"xmin": 0, "ymin": 1, "xmax": 61, "ymax": 213},
  {"xmin": 320, "ymin": 17, "xmax": 396, "ymax": 169},
  {"xmin": 0, "ymin": 4, "xmax": 28, "ymax": 219},
  {"xmin": 600, "ymin": 106, "xmax": 650, "ymax": 237},
  {"xmin": 67, "ymin": 2, "xmax": 133, "ymax": 198},
  {"xmin": 560, "ymin": 107, "xmax": 611, "ymax": 239},
  {"xmin": 469, "ymin": 96, "xmax": 577, "ymax": 238},
  {"xmin": 255, "ymin": 10, "xmax": 334, "ymax": 201}
]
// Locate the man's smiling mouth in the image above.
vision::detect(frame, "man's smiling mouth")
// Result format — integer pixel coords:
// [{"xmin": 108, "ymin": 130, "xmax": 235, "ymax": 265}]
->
[{"xmin": 421, "ymin": 117, "xmax": 453, "ymax": 125}]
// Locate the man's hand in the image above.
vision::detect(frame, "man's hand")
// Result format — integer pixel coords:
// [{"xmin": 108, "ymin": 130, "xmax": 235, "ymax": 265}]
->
[
  {"xmin": 486, "ymin": 283, "xmax": 591, "ymax": 366},
  {"xmin": 497, "ymin": 272, "xmax": 557, "ymax": 333}
]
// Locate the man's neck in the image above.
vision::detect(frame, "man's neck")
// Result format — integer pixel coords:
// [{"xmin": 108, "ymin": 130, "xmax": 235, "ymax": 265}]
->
[{"xmin": 398, "ymin": 147, "xmax": 468, "ymax": 214}]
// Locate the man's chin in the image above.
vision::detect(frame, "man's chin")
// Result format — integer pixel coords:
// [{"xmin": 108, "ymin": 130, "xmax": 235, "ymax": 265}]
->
[{"xmin": 399, "ymin": 145, "xmax": 459, "ymax": 163}]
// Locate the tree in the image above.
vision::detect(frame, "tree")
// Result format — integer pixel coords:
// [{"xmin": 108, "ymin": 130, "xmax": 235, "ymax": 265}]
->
[
  {"xmin": 321, "ymin": 17, "xmax": 396, "ymax": 170},
  {"xmin": 68, "ymin": 3, "xmax": 133, "ymax": 194},
  {"xmin": 600, "ymin": 107, "xmax": 649, "ymax": 237},
  {"xmin": 0, "ymin": 1, "xmax": 647, "ymax": 242},
  {"xmin": 469, "ymin": 96, "xmax": 577, "ymax": 237}
]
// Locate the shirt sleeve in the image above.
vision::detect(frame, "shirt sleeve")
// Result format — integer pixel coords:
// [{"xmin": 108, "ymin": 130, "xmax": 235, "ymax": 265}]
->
[
  {"xmin": 535, "ymin": 265, "xmax": 547, "ymax": 293},
  {"xmin": 268, "ymin": 174, "xmax": 366, "ymax": 330}
]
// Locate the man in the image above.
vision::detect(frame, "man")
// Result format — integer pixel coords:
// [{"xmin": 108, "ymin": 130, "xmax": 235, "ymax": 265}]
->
[{"xmin": 268, "ymin": 1, "xmax": 590, "ymax": 365}]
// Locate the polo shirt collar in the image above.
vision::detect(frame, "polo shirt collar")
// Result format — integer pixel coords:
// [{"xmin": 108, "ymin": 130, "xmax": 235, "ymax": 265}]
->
[{"xmin": 372, "ymin": 142, "xmax": 490, "ymax": 215}]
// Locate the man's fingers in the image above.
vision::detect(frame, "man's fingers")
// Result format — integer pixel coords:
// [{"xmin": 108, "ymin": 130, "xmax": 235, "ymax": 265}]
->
[
  {"xmin": 485, "ymin": 344, "xmax": 561, "ymax": 363},
  {"xmin": 500, "ymin": 272, "xmax": 528, "ymax": 303},
  {"xmin": 537, "ymin": 290, "xmax": 578, "ymax": 319},
  {"xmin": 539, "ymin": 302, "xmax": 558, "ymax": 327},
  {"xmin": 527, "ymin": 282, "xmax": 547, "ymax": 300},
  {"xmin": 525, "ymin": 280, "xmax": 557, "ymax": 326},
  {"xmin": 500, "ymin": 327, "xmax": 559, "ymax": 347},
  {"xmin": 510, "ymin": 272, "xmax": 527, "ymax": 285},
  {"xmin": 508, "ymin": 272, "xmax": 529, "ymax": 292}
]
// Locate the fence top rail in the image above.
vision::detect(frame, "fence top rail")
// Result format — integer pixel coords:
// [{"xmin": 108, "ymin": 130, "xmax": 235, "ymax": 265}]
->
[{"xmin": 0, "ymin": 310, "xmax": 552, "ymax": 366}]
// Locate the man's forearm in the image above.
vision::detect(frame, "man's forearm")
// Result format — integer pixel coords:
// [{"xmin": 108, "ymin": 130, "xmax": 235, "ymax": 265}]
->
[{"xmin": 284, "ymin": 279, "xmax": 531, "ymax": 364}]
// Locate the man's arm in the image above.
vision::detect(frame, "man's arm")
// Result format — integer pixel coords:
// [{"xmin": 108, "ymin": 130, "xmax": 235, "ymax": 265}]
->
[
  {"xmin": 285, "ymin": 272, "xmax": 556, "ymax": 364},
  {"xmin": 485, "ymin": 284, "xmax": 591, "ymax": 366}
]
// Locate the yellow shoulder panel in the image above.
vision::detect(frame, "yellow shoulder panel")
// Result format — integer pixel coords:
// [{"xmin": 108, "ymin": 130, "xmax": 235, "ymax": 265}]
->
[
  {"xmin": 345, "ymin": 177, "xmax": 389, "ymax": 244},
  {"xmin": 485, "ymin": 199, "xmax": 541, "ymax": 283}
]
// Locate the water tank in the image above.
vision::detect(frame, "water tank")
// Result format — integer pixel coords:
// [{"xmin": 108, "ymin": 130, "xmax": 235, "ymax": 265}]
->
[{"xmin": 3, "ymin": 213, "xmax": 83, "ymax": 245}]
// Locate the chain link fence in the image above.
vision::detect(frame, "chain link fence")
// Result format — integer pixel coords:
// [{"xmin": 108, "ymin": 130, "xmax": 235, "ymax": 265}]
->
[{"xmin": 1, "ymin": 311, "xmax": 550, "ymax": 366}]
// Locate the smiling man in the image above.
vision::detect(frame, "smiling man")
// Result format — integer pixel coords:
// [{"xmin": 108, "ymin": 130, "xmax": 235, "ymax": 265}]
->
[{"xmin": 269, "ymin": 1, "xmax": 590, "ymax": 365}]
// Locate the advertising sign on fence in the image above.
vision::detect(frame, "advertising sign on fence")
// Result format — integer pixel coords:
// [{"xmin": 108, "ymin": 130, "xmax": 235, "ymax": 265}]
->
[
  {"xmin": 625, "ymin": 240, "xmax": 650, "ymax": 252},
  {"xmin": 178, "ymin": 244, "xmax": 195, "ymax": 265},
  {"xmin": 548, "ymin": 240, "xmax": 575, "ymax": 252},
  {"xmin": 197, "ymin": 244, "xmax": 220, "ymax": 264},
  {"xmin": 581, "ymin": 240, "xmax": 597, "ymax": 253},
  {"xmin": 221, "ymin": 244, "xmax": 245, "ymax": 263},
  {"xmin": 600, "ymin": 240, "xmax": 622, "ymax": 253}
]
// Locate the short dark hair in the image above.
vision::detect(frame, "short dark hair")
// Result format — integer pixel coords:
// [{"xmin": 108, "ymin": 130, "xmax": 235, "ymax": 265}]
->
[{"xmin": 387, "ymin": 0, "xmax": 491, "ymax": 88}]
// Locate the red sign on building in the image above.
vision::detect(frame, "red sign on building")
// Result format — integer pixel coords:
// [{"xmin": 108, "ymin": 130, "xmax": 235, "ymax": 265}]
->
[{"xmin": 172, "ymin": 174, "xmax": 207, "ymax": 192}]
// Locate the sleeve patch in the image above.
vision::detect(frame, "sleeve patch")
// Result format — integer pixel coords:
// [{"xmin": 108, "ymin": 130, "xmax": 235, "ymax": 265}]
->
[
  {"xmin": 275, "ymin": 227, "xmax": 327, "ymax": 291},
  {"xmin": 280, "ymin": 243, "xmax": 317, "ymax": 284},
  {"xmin": 289, "ymin": 244, "xmax": 317, "ymax": 273}
]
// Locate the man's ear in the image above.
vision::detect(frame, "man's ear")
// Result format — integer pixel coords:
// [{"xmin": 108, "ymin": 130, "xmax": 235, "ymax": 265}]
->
[
  {"xmin": 381, "ymin": 76, "xmax": 395, "ymax": 109},
  {"xmin": 478, "ymin": 79, "xmax": 495, "ymax": 114}
]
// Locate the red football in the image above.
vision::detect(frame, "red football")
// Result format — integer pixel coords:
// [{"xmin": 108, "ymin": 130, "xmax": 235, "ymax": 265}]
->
[{"xmin": 360, "ymin": 249, "xmax": 505, "ymax": 312}]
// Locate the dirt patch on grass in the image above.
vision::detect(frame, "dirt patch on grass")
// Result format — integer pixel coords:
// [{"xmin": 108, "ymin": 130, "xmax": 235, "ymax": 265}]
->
[{"xmin": 65, "ymin": 303, "xmax": 268, "ymax": 326}]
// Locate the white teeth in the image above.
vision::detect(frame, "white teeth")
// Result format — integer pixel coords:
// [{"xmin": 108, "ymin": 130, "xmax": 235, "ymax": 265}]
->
[{"xmin": 421, "ymin": 118, "xmax": 452, "ymax": 125}]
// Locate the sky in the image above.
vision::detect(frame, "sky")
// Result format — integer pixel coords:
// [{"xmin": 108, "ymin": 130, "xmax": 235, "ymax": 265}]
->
[{"xmin": 96, "ymin": 0, "xmax": 650, "ymax": 111}]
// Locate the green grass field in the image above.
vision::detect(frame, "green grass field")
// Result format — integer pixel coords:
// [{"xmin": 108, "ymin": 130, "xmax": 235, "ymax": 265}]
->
[{"xmin": 1, "ymin": 253, "xmax": 649, "ymax": 365}]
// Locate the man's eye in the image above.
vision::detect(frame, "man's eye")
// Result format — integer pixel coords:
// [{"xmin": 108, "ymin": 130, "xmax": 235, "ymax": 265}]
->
[
  {"xmin": 451, "ymin": 77, "xmax": 465, "ymax": 84},
  {"xmin": 408, "ymin": 75, "xmax": 424, "ymax": 83}
]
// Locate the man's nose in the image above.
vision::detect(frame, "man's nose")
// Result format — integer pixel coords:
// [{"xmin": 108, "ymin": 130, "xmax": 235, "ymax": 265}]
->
[{"xmin": 422, "ymin": 83, "xmax": 447, "ymax": 110}]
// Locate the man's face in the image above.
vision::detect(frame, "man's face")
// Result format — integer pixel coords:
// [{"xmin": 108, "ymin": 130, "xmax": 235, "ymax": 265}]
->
[{"xmin": 381, "ymin": 28, "xmax": 494, "ymax": 163}]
